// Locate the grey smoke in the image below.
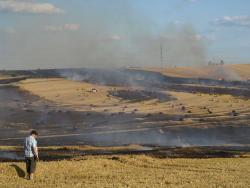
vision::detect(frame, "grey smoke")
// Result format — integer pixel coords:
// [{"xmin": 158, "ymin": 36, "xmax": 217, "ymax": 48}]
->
[
  {"xmin": 1, "ymin": 0, "xmax": 206, "ymax": 70},
  {"xmin": 210, "ymin": 65, "xmax": 243, "ymax": 81},
  {"xmin": 0, "ymin": 151, "xmax": 23, "ymax": 160}
]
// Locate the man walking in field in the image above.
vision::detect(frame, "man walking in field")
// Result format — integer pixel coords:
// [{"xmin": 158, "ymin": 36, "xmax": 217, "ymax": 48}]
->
[{"xmin": 24, "ymin": 130, "xmax": 39, "ymax": 180}]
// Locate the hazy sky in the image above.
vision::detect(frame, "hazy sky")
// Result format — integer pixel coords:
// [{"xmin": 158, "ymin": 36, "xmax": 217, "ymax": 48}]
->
[{"xmin": 0, "ymin": 0, "xmax": 250, "ymax": 69}]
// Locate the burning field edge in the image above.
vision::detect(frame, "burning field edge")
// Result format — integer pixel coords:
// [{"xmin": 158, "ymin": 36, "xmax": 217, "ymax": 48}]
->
[{"xmin": 0, "ymin": 145, "xmax": 250, "ymax": 162}]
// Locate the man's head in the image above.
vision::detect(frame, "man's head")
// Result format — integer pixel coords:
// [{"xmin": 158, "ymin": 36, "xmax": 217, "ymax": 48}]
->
[{"xmin": 30, "ymin": 130, "xmax": 38, "ymax": 138}]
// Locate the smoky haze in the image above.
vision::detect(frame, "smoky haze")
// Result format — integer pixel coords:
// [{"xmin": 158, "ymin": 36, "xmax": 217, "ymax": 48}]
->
[{"xmin": 0, "ymin": 0, "xmax": 206, "ymax": 70}]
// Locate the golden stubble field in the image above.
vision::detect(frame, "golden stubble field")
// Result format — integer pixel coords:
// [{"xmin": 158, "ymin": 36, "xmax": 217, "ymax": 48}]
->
[
  {"xmin": 18, "ymin": 78, "xmax": 250, "ymax": 117},
  {"xmin": 138, "ymin": 64, "xmax": 250, "ymax": 80},
  {"xmin": 0, "ymin": 155, "xmax": 249, "ymax": 188},
  {"xmin": 18, "ymin": 78, "xmax": 250, "ymax": 114}
]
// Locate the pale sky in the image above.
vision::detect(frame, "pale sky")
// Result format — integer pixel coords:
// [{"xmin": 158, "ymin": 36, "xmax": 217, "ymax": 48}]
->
[{"xmin": 0, "ymin": 0, "xmax": 250, "ymax": 69}]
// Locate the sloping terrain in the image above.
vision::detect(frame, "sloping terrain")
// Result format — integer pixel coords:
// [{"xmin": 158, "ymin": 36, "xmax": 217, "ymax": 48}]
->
[
  {"xmin": 0, "ymin": 67, "xmax": 249, "ymax": 147},
  {"xmin": 140, "ymin": 64, "xmax": 250, "ymax": 80}
]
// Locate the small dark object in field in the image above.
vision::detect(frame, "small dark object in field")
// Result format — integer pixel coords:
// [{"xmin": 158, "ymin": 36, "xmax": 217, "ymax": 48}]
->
[
  {"xmin": 179, "ymin": 117, "xmax": 184, "ymax": 121},
  {"xmin": 145, "ymin": 113, "xmax": 152, "ymax": 117},
  {"xmin": 199, "ymin": 118, "xmax": 204, "ymax": 122},
  {"xmin": 187, "ymin": 110, "xmax": 192, "ymax": 113},
  {"xmin": 158, "ymin": 112, "xmax": 163, "ymax": 115},
  {"xmin": 232, "ymin": 110, "xmax": 238, "ymax": 116},
  {"xmin": 25, "ymin": 109, "xmax": 34, "ymax": 113},
  {"xmin": 181, "ymin": 106, "xmax": 186, "ymax": 111},
  {"xmin": 110, "ymin": 156, "xmax": 120, "ymax": 161},
  {"xmin": 134, "ymin": 109, "xmax": 138, "ymax": 112},
  {"xmin": 207, "ymin": 109, "xmax": 212, "ymax": 114},
  {"xmin": 103, "ymin": 109, "xmax": 108, "ymax": 112}
]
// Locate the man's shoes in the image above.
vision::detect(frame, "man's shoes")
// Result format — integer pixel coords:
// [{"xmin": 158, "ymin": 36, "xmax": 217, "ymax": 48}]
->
[
  {"xmin": 29, "ymin": 174, "xmax": 34, "ymax": 180},
  {"xmin": 26, "ymin": 174, "xmax": 34, "ymax": 180},
  {"xmin": 25, "ymin": 174, "xmax": 30, "ymax": 180}
]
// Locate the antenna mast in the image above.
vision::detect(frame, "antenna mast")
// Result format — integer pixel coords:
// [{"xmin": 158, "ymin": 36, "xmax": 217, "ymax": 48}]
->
[{"xmin": 160, "ymin": 43, "xmax": 163, "ymax": 68}]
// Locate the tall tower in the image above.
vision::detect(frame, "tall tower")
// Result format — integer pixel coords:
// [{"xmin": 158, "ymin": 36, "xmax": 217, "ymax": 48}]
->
[{"xmin": 160, "ymin": 43, "xmax": 163, "ymax": 68}]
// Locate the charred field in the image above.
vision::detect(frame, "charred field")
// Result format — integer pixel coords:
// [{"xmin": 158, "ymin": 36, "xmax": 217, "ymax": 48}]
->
[
  {"xmin": 1, "ymin": 66, "xmax": 250, "ymax": 188},
  {"xmin": 0, "ymin": 66, "xmax": 250, "ymax": 159}
]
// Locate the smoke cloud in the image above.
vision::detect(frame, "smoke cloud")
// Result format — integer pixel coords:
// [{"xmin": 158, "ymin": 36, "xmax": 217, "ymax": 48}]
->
[{"xmin": 1, "ymin": 0, "xmax": 206, "ymax": 70}]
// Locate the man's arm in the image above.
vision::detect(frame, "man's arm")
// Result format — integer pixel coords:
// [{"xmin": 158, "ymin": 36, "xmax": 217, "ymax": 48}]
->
[
  {"xmin": 32, "ymin": 140, "xmax": 39, "ymax": 161},
  {"xmin": 33, "ymin": 146, "xmax": 39, "ymax": 160}
]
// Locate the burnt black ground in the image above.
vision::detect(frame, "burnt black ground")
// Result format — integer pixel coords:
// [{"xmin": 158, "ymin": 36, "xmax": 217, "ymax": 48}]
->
[
  {"xmin": 1, "ymin": 146, "xmax": 249, "ymax": 162},
  {"xmin": 0, "ymin": 85, "xmax": 249, "ymax": 147}
]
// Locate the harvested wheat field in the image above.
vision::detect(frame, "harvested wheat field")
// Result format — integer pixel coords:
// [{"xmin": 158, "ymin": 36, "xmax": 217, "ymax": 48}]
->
[
  {"xmin": 0, "ymin": 155, "xmax": 249, "ymax": 188},
  {"xmin": 139, "ymin": 64, "xmax": 250, "ymax": 80}
]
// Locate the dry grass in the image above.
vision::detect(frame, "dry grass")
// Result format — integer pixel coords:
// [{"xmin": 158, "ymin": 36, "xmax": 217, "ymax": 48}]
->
[
  {"xmin": 18, "ymin": 78, "xmax": 250, "ymax": 118},
  {"xmin": 229, "ymin": 64, "xmax": 250, "ymax": 79},
  {"xmin": 18, "ymin": 78, "xmax": 169, "ymax": 114},
  {"xmin": 0, "ymin": 75, "xmax": 10, "ymax": 80},
  {"xmin": 19, "ymin": 78, "xmax": 136, "ymax": 113},
  {"xmin": 19, "ymin": 78, "xmax": 120, "ymax": 106},
  {"xmin": 138, "ymin": 64, "xmax": 250, "ymax": 80},
  {"xmin": 0, "ymin": 155, "xmax": 249, "ymax": 188}
]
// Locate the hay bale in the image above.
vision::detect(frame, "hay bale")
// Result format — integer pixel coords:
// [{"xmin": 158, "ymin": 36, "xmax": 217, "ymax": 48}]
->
[
  {"xmin": 207, "ymin": 109, "xmax": 212, "ymax": 114},
  {"xmin": 232, "ymin": 110, "xmax": 238, "ymax": 116}
]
